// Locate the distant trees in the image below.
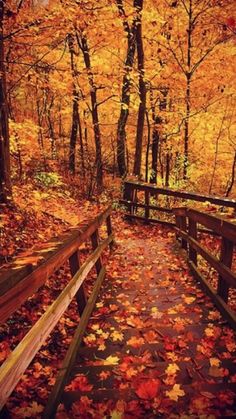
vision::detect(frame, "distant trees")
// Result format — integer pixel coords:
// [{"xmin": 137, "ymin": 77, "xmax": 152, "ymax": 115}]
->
[
  {"xmin": 159, "ymin": 0, "xmax": 234, "ymax": 180},
  {"xmin": 0, "ymin": 0, "xmax": 235, "ymax": 201}
]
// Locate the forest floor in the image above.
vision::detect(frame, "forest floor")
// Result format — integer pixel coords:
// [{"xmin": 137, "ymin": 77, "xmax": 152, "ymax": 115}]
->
[{"xmin": 0, "ymin": 180, "xmax": 236, "ymax": 418}]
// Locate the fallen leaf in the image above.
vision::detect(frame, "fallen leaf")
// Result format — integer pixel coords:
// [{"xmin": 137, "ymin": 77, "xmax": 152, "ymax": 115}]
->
[
  {"xmin": 111, "ymin": 331, "xmax": 124, "ymax": 342},
  {"xmin": 165, "ymin": 384, "xmax": 185, "ymax": 401},
  {"xmin": 103, "ymin": 355, "xmax": 119, "ymax": 365},
  {"xmin": 209, "ymin": 357, "xmax": 221, "ymax": 367},
  {"xmin": 127, "ymin": 336, "xmax": 145, "ymax": 348},
  {"xmin": 66, "ymin": 375, "xmax": 93, "ymax": 392},
  {"xmin": 165, "ymin": 363, "xmax": 180, "ymax": 375},
  {"xmin": 135, "ymin": 378, "xmax": 161, "ymax": 400}
]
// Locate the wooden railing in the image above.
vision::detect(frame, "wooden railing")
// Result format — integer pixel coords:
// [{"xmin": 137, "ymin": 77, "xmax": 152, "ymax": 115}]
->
[
  {"xmin": 0, "ymin": 206, "xmax": 114, "ymax": 411},
  {"xmin": 174, "ymin": 207, "xmax": 236, "ymax": 330},
  {"xmin": 121, "ymin": 180, "xmax": 236, "ymax": 226}
]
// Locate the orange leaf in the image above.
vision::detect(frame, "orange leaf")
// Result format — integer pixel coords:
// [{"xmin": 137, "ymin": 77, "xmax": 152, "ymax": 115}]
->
[
  {"xmin": 135, "ymin": 378, "xmax": 161, "ymax": 400},
  {"xmin": 127, "ymin": 336, "xmax": 145, "ymax": 348}
]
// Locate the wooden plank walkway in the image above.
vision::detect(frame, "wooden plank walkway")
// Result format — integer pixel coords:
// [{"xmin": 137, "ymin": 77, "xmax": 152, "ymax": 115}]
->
[{"xmin": 56, "ymin": 222, "xmax": 236, "ymax": 418}]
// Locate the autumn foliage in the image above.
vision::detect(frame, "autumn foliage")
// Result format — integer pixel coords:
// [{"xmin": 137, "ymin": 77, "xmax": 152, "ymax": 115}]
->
[
  {"xmin": 0, "ymin": 0, "xmax": 236, "ymax": 417},
  {"xmin": 0, "ymin": 0, "xmax": 235, "ymax": 201}
]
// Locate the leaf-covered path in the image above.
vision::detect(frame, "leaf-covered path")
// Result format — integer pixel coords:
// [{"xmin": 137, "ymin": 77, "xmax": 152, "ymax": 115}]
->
[{"xmin": 58, "ymin": 221, "xmax": 236, "ymax": 418}]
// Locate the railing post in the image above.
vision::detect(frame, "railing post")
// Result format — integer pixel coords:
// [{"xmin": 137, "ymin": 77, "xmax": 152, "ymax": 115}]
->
[
  {"xmin": 145, "ymin": 190, "xmax": 150, "ymax": 221},
  {"xmin": 175, "ymin": 214, "xmax": 181, "ymax": 241},
  {"xmin": 91, "ymin": 229, "xmax": 103, "ymax": 274},
  {"xmin": 175, "ymin": 212, "xmax": 187, "ymax": 250},
  {"xmin": 106, "ymin": 214, "xmax": 114, "ymax": 250},
  {"xmin": 123, "ymin": 182, "xmax": 137, "ymax": 215},
  {"xmin": 180, "ymin": 215, "xmax": 188, "ymax": 250},
  {"xmin": 188, "ymin": 217, "xmax": 197, "ymax": 265},
  {"xmin": 123, "ymin": 182, "xmax": 131, "ymax": 201},
  {"xmin": 69, "ymin": 251, "xmax": 87, "ymax": 316},
  {"xmin": 130, "ymin": 186, "xmax": 136, "ymax": 215},
  {"xmin": 217, "ymin": 238, "xmax": 233, "ymax": 302}
]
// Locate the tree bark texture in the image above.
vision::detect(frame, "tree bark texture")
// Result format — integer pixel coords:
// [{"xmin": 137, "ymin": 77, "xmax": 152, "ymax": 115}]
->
[
  {"xmin": 0, "ymin": 1, "xmax": 11, "ymax": 203},
  {"xmin": 68, "ymin": 34, "xmax": 78, "ymax": 174},
  {"xmin": 149, "ymin": 88, "xmax": 162, "ymax": 184},
  {"xmin": 116, "ymin": 0, "xmax": 140, "ymax": 176},
  {"xmin": 183, "ymin": 0, "xmax": 192, "ymax": 180},
  {"xmin": 79, "ymin": 34, "xmax": 103, "ymax": 189},
  {"xmin": 133, "ymin": 0, "xmax": 146, "ymax": 177}
]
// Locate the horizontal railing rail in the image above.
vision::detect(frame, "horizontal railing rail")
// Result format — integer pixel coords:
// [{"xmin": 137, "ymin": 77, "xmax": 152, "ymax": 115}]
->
[
  {"xmin": 0, "ymin": 206, "xmax": 114, "ymax": 411},
  {"xmin": 0, "ymin": 206, "xmax": 112, "ymax": 324},
  {"xmin": 122, "ymin": 180, "xmax": 236, "ymax": 226},
  {"xmin": 173, "ymin": 207, "xmax": 236, "ymax": 330}
]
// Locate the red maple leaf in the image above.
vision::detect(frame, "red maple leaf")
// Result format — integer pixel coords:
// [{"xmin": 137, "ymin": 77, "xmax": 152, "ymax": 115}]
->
[
  {"xmin": 135, "ymin": 378, "xmax": 161, "ymax": 400},
  {"xmin": 226, "ymin": 17, "xmax": 236, "ymax": 29},
  {"xmin": 66, "ymin": 375, "xmax": 93, "ymax": 392}
]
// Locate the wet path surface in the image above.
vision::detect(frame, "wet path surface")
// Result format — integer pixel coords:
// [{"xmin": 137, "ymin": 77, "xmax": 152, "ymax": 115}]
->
[{"xmin": 58, "ymin": 222, "xmax": 236, "ymax": 418}]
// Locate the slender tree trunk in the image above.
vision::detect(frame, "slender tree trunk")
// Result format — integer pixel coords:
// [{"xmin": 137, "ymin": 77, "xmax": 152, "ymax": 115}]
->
[
  {"xmin": 145, "ymin": 110, "xmax": 150, "ymax": 182},
  {"xmin": 0, "ymin": 1, "xmax": 11, "ymax": 202},
  {"xmin": 183, "ymin": 73, "xmax": 191, "ymax": 179},
  {"xmin": 150, "ymin": 127, "xmax": 160, "ymax": 184},
  {"xmin": 165, "ymin": 152, "xmax": 171, "ymax": 187},
  {"xmin": 183, "ymin": 0, "xmax": 192, "ymax": 180},
  {"xmin": 133, "ymin": 0, "xmax": 146, "ymax": 177},
  {"xmin": 77, "ymin": 33, "xmax": 103, "ymax": 189},
  {"xmin": 116, "ymin": 0, "xmax": 139, "ymax": 176},
  {"xmin": 69, "ymin": 88, "xmax": 79, "ymax": 173},
  {"xmin": 77, "ymin": 110, "xmax": 85, "ymax": 177},
  {"xmin": 68, "ymin": 34, "xmax": 78, "ymax": 174},
  {"xmin": 149, "ymin": 88, "xmax": 162, "ymax": 184},
  {"xmin": 225, "ymin": 150, "xmax": 236, "ymax": 197}
]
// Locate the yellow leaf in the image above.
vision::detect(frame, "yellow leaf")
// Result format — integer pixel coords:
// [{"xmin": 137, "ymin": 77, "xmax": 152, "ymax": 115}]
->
[
  {"xmin": 168, "ymin": 308, "xmax": 177, "ymax": 314},
  {"xmin": 103, "ymin": 355, "xmax": 119, "ymax": 365},
  {"xmin": 165, "ymin": 384, "xmax": 185, "ymax": 401},
  {"xmin": 98, "ymin": 343, "xmax": 106, "ymax": 351},
  {"xmin": 184, "ymin": 296, "xmax": 196, "ymax": 304},
  {"xmin": 165, "ymin": 363, "xmax": 180, "ymax": 375},
  {"xmin": 96, "ymin": 328, "xmax": 105, "ymax": 335},
  {"xmin": 110, "ymin": 411, "xmax": 123, "ymax": 419},
  {"xmin": 151, "ymin": 307, "xmax": 158, "ymax": 313},
  {"xmin": 111, "ymin": 331, "xmax": 124, "ymax": 342}
]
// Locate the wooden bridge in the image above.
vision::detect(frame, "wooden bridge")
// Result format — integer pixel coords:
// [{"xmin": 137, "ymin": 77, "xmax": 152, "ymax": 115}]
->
[{"xmin": 0, "ymin": 181, "xmax": 236, "ymax": 417}]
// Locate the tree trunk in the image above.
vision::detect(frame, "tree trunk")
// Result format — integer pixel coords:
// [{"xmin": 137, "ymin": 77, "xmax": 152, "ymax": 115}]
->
[
  {"xmin": 149, "ymin": 87, "xmax": 162, "ymax": 184},
  {"xmin": 77, "ymin": 110, "xmax": 85, "ymax": 177},
  {"xmin": 133, "ymin": 0, "xmax": 146, "ymax": 177},
  {"xmin": 183, "ymin": 0, "xmax": 192, "ymax": 180},
  {"xmin": 69, "ymin": 88, "xmax": 79, "ymax": 174},
  {"xmin": 0, "ymin": 0, "xmax": 11, "ymax": 203},
  {"xmin": 150, "ymin": 126, "xmax": 160, "ymax": 184},
  {"xmin": 145, "ymin": 110, "xmax": 150, "ymax": 182},
  {"xmin": 183, "ymin": 73, "xmax": 191, "ymax": 180},
  {"xmin": 116, "ymin": 0, "xmax": 139, "ymax": 176},
  {"xmin": 225, "ymin": 150, "xmax": 236, "ymax": 197},
  {"xmin": 68, "ymin": 34, "xmax": 78, "ymax": 174},
  {"xmin": 78, "ymin": 33, "xmax": 103, "ymax": 190},
  {"xmin": 165, "ymin": 152, "xmax": 171, "ymax": 187}
]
